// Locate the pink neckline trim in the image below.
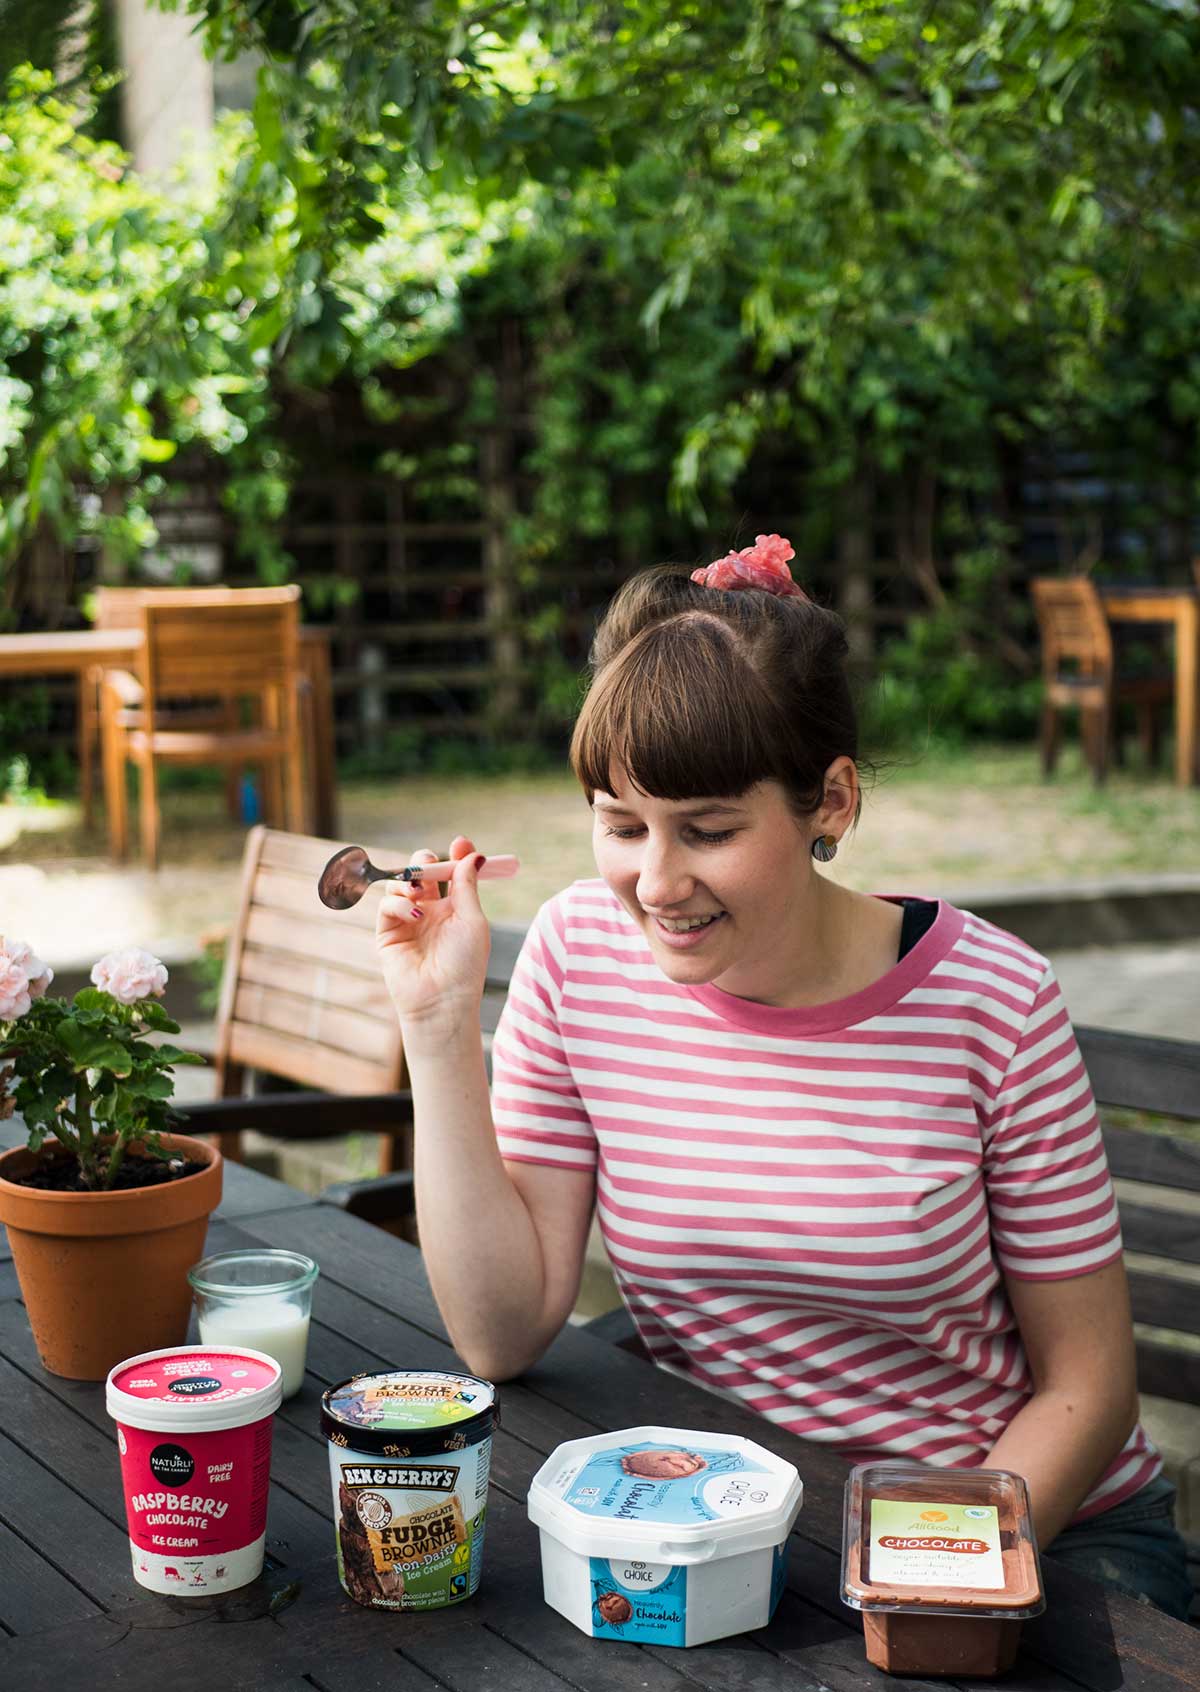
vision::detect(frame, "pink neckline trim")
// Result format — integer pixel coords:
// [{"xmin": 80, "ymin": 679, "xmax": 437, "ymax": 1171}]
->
[{"xmin": 685, "ymin": 897, "xmax": 967, "ymax": 1035}]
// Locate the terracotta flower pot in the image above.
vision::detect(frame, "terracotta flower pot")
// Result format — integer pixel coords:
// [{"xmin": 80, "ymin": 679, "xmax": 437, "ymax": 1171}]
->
[{"xmin": 0, "ymin": 1133, "xmax": 223, "ymax": 1381}]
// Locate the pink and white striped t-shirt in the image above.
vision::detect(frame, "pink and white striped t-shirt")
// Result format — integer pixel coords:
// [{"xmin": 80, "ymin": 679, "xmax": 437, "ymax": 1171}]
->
[{"xmin": 491, "ymin": 879, "xmax": 1159, "ymax": 1522}]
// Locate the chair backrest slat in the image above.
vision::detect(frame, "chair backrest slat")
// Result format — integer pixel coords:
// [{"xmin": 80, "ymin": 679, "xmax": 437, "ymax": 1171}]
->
[
  {"xmin": 1030, "ymin": 577, "xmax": 1113, "ymax": 676},
  {"xmin": 1080, "ymin": 1023, "xmax": 1200, "ymax": 1409},
  {"xmin": 139, "ymin": 587, "xmax": 300, "ymax": 699},
  {"xmin": 217, "ymin": 827, "xmax": 406, "ymax": 1098},
  {"xmin": 1078, "ymin": 1026, "xmax": 1200, "ymax": 1127}
]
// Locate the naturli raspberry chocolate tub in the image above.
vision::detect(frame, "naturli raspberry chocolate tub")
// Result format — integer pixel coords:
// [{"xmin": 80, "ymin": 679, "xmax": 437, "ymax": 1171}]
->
[
  {"xmin": 106, "ymin": 1343, "xmax": 283, "ymax": 1596},
  {"xmin": 841, "ymin": 1460, "xmax": 1045, "ymax": 1677},
  {"xmin": 322, "ymin": 1368, "xmax": 498, "ymax": 1610}
]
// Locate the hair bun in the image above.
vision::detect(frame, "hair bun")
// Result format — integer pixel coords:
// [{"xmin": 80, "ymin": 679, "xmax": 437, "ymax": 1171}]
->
[{"xmin": 690, "ymin": 533, "xmax": 809, "ymax": 600}]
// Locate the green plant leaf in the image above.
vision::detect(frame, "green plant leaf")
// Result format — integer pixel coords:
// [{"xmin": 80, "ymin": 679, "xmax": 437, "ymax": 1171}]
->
[{"xmin": 57, "ymin": 1020, "xmax": 133, "ymax": 1076}]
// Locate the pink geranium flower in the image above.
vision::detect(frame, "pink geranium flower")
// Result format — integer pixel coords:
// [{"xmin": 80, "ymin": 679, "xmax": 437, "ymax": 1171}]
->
[
  {"xmin": 0, "ymin": 938, "xmax": 53, "ymax": 1022},
  {"xmin": 91, "ymin": 947, "xmax": 168, "ymax": 1005}
]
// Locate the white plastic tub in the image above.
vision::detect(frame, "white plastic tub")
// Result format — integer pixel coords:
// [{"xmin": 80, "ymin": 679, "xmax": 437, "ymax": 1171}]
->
[{"xmin": 527, "ymin": 1425, "xmax": 803, "ymax": 1647}]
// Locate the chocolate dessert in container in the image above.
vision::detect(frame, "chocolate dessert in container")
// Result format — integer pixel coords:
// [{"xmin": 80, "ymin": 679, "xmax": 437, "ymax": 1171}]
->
[
  {"xmin": 321, "ymin": 1368, "xmax": 498, "ymax": 1611},
  {"xmin": 841, "ymin": 1460, "xmax": 1044, "ymax": 1677},
  {"xmin": 528, "ymin": 1424, "xmax": 803, "ymax": 1647}
]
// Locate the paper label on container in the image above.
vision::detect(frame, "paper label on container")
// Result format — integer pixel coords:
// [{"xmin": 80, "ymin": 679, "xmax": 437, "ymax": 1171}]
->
[
  {"xmin": 559, "ymin": 1443, "xmax": 784, "ymax": 1526},
  {"xmin": 869, "ymin": 1500, "xmax": 1004, "ymax": 1590},
  {"xmin": 327, "ymin": 1370, "xmax": 493, "ymax": 1432}
]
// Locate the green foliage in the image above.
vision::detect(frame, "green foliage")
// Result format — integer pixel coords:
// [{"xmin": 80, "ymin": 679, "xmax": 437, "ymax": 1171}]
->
[
  {"xmin": 339, "ymin": 728, "xmax": 555, "ymax": 780},
  {"xmin": 0, "ymin": 61, "xmax": 514, "ymax": 581},
  {"xmin": 4, "ymin": 2, "xmax": 1200, "ymax": 736},
  {"xmin": 1, "ymin": 974, "xmax": 204, "ymax": 1189}
]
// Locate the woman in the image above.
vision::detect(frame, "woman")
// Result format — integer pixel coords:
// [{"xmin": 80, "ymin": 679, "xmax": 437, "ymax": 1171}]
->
[{"xmin": 376, "ymin": 533, "xmax": 1192, "ymax": 1620}]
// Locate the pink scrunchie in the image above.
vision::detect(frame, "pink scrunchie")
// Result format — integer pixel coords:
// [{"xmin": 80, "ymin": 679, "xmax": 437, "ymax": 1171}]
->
[{"xmin": 690, "ymin": 533, "xmax": 808, "ymax": 599}]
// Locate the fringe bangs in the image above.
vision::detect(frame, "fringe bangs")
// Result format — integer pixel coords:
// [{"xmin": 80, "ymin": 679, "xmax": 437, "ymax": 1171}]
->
[{"xmin": 570, "ymin": 615, "xmax": 784, "ymax": 802}]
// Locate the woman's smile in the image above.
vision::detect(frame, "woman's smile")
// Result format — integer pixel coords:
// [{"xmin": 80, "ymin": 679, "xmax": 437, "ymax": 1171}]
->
[{"xmin": 647, "ymin": 909, "xmax": 729, "ymax": 947}]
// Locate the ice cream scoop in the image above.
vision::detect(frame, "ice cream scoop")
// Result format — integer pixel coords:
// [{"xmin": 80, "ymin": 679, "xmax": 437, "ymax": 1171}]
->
[{"xmin": 318, "ymin": 846, "xmax": 519, "ymax": 910}]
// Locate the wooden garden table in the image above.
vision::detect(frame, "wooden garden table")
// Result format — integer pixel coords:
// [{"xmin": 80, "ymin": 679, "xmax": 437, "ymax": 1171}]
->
[
  {"xmin": 0, "ymin": 1129, "xmax": 1195, "ymax": 1692},
  {"xmin": 0, "ymin": 625, "xmax": 338, "ymax": 836},
  {"xmin": 1100, "ymin": 585, "xmax": 1200, "ymax": 787}
]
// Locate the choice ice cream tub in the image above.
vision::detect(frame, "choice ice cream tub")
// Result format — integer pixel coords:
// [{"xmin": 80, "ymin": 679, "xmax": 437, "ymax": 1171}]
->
[
  {"xmin": 527, "ymin": 1425, "xmax": 803, "ymax": 1647},
  {"xmin": 841, "ymin": 1460, "xmax": 1045, "ymax": 1677},
  {"xmin": 321, "ymin": 1368, "xmax": 498, "ymax": 1610},
  {"xmin": 106, "ymin": 1343, "xmax": 283, "ymax": 1596}
]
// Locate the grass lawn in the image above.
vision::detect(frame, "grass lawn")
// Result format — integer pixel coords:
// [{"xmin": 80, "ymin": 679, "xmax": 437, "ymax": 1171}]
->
[{"xmin": 3, "ymin": 738, "xmax": 1199, "ymax": 962}]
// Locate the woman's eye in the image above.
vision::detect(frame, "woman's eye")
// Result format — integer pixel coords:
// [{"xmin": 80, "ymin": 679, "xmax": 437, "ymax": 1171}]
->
[{"xmin": 600, "ymin": 825, "xmax": 735, "ymax": 844}]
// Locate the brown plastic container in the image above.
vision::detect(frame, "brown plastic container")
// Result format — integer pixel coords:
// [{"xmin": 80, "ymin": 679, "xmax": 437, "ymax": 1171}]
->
[{"xmin": 841, "ymin": 1461, "xmax": 1044, "ymax": 1678}]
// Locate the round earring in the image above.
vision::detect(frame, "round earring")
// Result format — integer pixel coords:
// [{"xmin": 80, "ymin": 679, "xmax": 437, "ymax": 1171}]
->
[{"xmin": 811, "ymin": 834, "xmax": 838, "ymax": 862}]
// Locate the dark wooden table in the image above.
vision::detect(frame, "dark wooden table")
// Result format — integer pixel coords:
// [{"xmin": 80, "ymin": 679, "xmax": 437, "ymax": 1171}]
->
[{"xmin": 0, "ymin": 1144, "xmax": 1196, "ymax": 1692}]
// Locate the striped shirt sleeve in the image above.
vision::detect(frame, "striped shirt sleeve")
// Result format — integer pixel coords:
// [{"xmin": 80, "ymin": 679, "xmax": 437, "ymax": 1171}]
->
[
  {"xmin": 491, "ymin": 895, "xmax": 597, "ymax": 1173},
  {"xmin": 981, "ymin": 965, "xmax": 1123, "ymax": 1281}
]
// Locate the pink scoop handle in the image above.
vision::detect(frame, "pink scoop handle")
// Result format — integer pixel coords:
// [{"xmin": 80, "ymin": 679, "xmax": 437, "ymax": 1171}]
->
[{"xmin": 404, "ymin": 854, "xmax": 519, "ymax": 882}]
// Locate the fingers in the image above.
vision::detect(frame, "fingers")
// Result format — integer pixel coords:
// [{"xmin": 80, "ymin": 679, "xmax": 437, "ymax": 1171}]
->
[
  {"xmin": 447, "ymin": 846, "xmax": 486, "ymax": 914},
  {"xmin": 385, "ymin": 848, "xmax": 437, "ymax": 905},
  {"xmin": 448, "ymin": 836, "xmax": 476, "ymax": 860},
  {"xmin": 377, "ymin": 892, "xmax": 424, "ymax": 928}
]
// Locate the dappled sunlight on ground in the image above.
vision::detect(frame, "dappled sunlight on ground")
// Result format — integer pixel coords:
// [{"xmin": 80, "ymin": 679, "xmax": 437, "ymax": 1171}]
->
[{"xmin": 3, "ymin": 742, "xmax": 1198, "ymax": 963}]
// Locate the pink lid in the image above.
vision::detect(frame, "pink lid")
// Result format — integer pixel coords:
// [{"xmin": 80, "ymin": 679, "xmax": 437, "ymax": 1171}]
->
[
  {"xmin": 112, "ymin": 1349, "xmax": 278, "ymax": 1403},
  {"xmin": 107, "ymin": 1344, "xmax": 283, "ymax": 1433}
]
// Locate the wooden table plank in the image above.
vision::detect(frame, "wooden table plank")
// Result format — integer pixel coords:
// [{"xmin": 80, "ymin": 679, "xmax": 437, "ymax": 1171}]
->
[
  {"xmin": 0, "ymin": 1424, "xmax": 141, "ymax": 1611},
  {"xmin": 212, "ymin": 1161, "xmax": 325, "ymax": 1220},
  {"xmin": 0, "ymin": 1517, "xmax": 105, "ymax": 1637}
]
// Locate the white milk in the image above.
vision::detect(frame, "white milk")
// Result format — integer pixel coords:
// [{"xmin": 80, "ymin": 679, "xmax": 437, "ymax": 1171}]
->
[{"xmin": 198, "ymin": 1298, "xmax": 310, "ymax": 1397}]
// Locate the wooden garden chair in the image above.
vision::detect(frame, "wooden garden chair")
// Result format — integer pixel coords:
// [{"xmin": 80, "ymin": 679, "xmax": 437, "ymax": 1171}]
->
[
  {"xmin": 81, "ymin": 586, "xmax": 241, "ymax": 830},
  {"xmin": 1030, "ymin": 577, "xmax": 1172, "ymax": 783},
  {"xmin": 99, "ymin": 586, "xmax": 305, "ymax": 867},
  {"xmin": 207, "ymin": 825, "xmax": 413, "ymax": 1175}
]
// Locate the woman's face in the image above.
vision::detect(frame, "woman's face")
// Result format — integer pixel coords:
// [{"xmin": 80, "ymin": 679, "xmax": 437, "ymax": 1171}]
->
[{"xmin": 591, "ymin": 770, "xmax": 821, "ymax": 1000}]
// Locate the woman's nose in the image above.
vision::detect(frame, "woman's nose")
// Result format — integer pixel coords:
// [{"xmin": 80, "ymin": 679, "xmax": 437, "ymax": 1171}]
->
[{"xmin": 636, "ymin": 839, "xmax": 692, "ymax": 909}]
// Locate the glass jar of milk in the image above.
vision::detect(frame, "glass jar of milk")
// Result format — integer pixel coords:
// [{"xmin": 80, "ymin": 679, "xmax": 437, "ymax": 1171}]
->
[{"xmin": 188, "ymin": 1249, "xmax": 319, "ymax": 1398}]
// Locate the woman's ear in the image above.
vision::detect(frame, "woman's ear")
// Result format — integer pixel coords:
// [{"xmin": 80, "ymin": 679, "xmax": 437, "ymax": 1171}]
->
[{"xmin": 816, "ymin": 756, "xmax": 859, "ymax": 838}]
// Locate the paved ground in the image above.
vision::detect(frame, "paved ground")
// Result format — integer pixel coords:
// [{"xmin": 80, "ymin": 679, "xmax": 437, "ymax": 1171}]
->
[{"xmin": 1051, "ymin": 939, "xmax": 1200, "ymax": 1040}]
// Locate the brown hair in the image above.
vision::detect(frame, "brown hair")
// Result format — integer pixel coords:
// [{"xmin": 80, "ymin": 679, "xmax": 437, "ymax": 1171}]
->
[{"xmin": 570, "ymin": 565, "xmax": 860, "ymax": 821}]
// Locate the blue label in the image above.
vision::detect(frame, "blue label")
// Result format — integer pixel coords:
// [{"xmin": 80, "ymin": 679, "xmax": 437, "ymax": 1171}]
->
[
  {"xmin": 770, "ymin": 1540, "xmax": 787, "ymax": 1617},
  {"xmin": 565, "ymin": 1443, "xmax": 772, "ymax": 1525},
  {"xmin": 589, "ymin": 1556, "xmax": 687, "ymax": 1644}
]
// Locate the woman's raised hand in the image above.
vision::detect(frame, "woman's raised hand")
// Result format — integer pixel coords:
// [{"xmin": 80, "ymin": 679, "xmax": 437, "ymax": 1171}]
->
[{"xmin": 375, "ymin": 835, "xmax": 492, "ymax": 1028}]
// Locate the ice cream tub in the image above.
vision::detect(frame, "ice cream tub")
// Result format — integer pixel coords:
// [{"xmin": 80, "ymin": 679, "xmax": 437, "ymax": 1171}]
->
[
  {"xmin": 527, "ymin": 1425, "xmax": 803, "ymax": 1647},
  {"xmin": 841, "ymin": 1460, "xmax": 1045, "ymax": 1677},
  {"xmin": 106, "ymin": 1343, "xmax": 283, "ymax": 1596},
  {"xmin": 321, "ymin": 1368, "xmax": 498, "ymax": 1610}
]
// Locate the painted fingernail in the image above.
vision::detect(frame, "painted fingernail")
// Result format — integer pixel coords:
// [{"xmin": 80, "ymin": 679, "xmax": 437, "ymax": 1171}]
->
[
  {"xmin": 473, "ymin": 855, "xmax": 486, "ymax": 871},
  {"xmin": 409, "ymin": 905, "xmax": 423, "ymax": 920}
]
